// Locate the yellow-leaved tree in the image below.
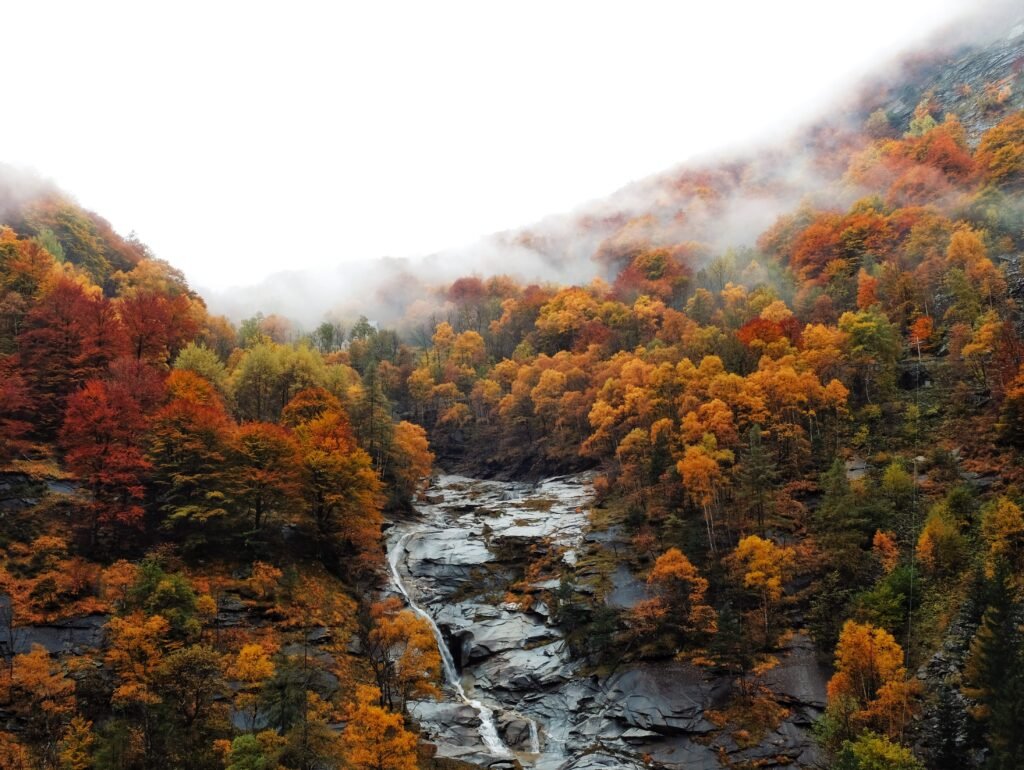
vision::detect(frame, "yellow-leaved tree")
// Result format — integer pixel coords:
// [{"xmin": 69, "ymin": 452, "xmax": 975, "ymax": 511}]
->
[
  {"xmin": 342, "ymin": 685, "xmax": 419, "ymax": 770},
  {"xmin": 58, "ymin": 716, "xmax": 95, "ymax": 770},
  {"xmin": 725, "ymin": 535, "xmax": 795, "ymax": 648},
  {"xmin": 979, "ymin": 496, "xmax": 1024, "ymax": 580},
  {"xmin": 229, "ymin": 643, "xmax": 276, "ymax": 731},
  {"xmin": 677, "ymin": 436, "xmax": 732, "ymax": 554}
]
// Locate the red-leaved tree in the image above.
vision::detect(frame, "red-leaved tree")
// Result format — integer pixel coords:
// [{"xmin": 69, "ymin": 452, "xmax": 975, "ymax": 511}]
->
[{"xmin": 60, "ymin": 379, "xmax": 151, "ymax": 548}]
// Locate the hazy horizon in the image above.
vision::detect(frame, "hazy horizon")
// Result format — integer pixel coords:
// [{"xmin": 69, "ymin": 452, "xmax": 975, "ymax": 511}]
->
[{"xmin": 2, "ymin": 0, "xmax": 988, "ymax": 298}]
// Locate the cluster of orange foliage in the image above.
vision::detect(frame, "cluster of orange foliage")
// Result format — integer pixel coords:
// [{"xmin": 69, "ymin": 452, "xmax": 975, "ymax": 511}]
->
[{"xmin": 824, "ymin": 620, "xmax": 920, "ymax": 745}]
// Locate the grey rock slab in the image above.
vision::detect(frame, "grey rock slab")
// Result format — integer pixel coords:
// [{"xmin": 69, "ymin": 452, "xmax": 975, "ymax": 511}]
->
[
  {"xmin": 475, "ymin": 642, "xmax": 575, "ymax": 690},
  {"xmin": 44, "ymin": 480, "xmax": 77, "ymax": 495},
  {"xmin": 401, "ymin": 528, "xmax": 494, "ymax": 583},
  {"xmin": 498, "ymin": 717, "xmax": 535, "ymax": 749},
  {"xmin": 306, "ymin": 626, "xmax": 332, "ymax": 644},
  {"xmin": 410, "ymin": 700, "xmax": 482, "ymax": 728},
  {"xmin": 217, "ymin": 595, "xmax": 247, "ymax": 612},
  {"xmin": 758, "ymin": 633, "xmax": 829, "ymax": 710},
  {"xmin": 604, "ymin": 564, "xmax": 647, "ymax": 610},
  {"xmin": 602, "ymin": 664, "xmax": 721, "ymax": 734},
  {"xmin": 637, "ymin": 737, "xmax": 721, "ymax": 770},
  {"xmin": 557, "ymin": 753, "xmax": 648, "ymax": 770},
  {"xmin": 620, "ymin": 727, "xmax": 662, "ymax": 743},
  {"xmin": 1, "ymin": 614, "xmax": 108, "ymax": 655},
  {"xmin": 432, "ymin": 601, "xmax": 490, "ymax": 631},
  {"xmin": 728, "ymin": 719, "xmax": 815, "ymax": 763},
  {"xmin": 468, "ymin": 613, "xmax": 561, "ymax": 659}
]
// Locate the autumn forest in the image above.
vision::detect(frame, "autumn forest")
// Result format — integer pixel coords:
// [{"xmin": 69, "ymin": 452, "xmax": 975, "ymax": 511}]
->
[{"xmin": 2, "ymin": 11, "xmax": 1024, "ymax": 770}]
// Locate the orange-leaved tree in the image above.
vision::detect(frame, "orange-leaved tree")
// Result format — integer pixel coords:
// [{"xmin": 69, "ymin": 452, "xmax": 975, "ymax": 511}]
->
[
  {"xmin": 4, "ymin": 643, "xmax": 75, "ymax": 761},
  {"xmin": 286, "ymin": 389, "xmax": 384, "ymax": 575},
  {"xmin": 387, "ymin": 420, "xmax": 434, "ymax": 504},
  {"xmin": 645, "ymin": 547, "xmax": 717, "ymax": 642},
  {"xmin": 104, "ymin": 612, "xmax": 171, "ymax": 710},
  {"xmin": 825, "ymin": 620, "xmax": 918, "ymax": 745},
  {"xmin": 363, "ymin": 597, "xmax": 441, "ymax": 714},
  {"xmin": 0, "ymin": 732, "xmax": 34, "ymax": 770},
  {"xmin": 871, "ymin": 530, "xmax": 899, "ymax": 574},
  {"xmin": 147, "ymin": 370, "xmax": 234, "ymax": 533}
]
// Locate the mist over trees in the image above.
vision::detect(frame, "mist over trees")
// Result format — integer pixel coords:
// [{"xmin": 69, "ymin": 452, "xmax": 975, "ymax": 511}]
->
[{"xmin": 1, "ymin": 8, "xmax": 1024, "ymax": 769}]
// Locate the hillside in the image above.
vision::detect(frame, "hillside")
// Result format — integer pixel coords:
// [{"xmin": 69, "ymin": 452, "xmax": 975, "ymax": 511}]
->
[{"xmin": 1, "ymin": 6, "xmax": 1024, "ymax": 770}]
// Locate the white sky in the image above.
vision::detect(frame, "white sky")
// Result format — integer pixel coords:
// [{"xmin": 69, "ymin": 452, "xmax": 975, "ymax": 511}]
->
[{"xmin": 1, "ymin": 1, "xmax": 981, "ymax": 291}]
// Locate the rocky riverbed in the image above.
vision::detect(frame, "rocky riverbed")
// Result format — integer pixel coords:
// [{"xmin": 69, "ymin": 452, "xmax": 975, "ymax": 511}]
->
[{"xmin": 387, "ymin": 474, "xmax": 829, "ymax": 770}]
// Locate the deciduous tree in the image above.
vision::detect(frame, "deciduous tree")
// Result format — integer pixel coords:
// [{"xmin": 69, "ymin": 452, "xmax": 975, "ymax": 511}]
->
[
  {"xmin": 341, "ymin": 685, "xmax": 418, "ymax": 770},
  {"xmin": 0, "ymin": 355, "xmax": 31, "ymax": 463},
  {"xmin": 229, "ymin": 423, "xmax": 302, "ymax": 537},
  {"xmin": 825, "ymin": 620, "xmax": 917, "ymax": 742},
  {"xmin": 147, "ymin": 370, "xmax": 233, "ymax": 535},
  {"xmin": 363, "ymin": 598, "xmax": 441, "ymax": 714},
  {"xmin": 646, "ymin": 548, "xmax": 717, "ymax": 640},
  {"xmin": 725, "ymin": 535, "xmax": 795, "ymax": 648},
  {"xmin": 289, "ymin": 394, "xmax": 383, "ymax": 574},
  {"xmin": 61, "ymin": 379, "xmax": 151, "ymax": 547}
]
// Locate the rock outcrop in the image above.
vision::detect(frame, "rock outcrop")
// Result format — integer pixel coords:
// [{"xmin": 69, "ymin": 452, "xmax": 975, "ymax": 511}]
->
[{"xmin": 389, "ymin": 474, "xmax": 828, "ymax": 770}]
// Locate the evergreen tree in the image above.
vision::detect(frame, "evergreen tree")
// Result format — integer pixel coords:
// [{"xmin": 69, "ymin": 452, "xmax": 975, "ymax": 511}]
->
[
  {"xmin": 738, "ymin": 424, "xmax": 778, "ymax": 533},
  {"xmin": 352, "ymin": 363, "xmax": 395, "ymax": 471},
  {"xmin": 962, "ymin": 563, "xmax": 1024, "ymax": 769},
  {"xmin": 927, "ymin": 681, "xmax": 970, "ymax": 770}
]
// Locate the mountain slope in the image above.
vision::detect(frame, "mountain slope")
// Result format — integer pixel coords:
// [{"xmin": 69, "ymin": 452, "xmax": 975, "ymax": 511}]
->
[{"xmin": 1, "ymin": 6, "xmax": 1024, "ymax": 770}]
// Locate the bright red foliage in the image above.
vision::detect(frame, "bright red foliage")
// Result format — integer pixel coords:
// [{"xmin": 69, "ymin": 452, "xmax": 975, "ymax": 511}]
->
[
  {"xmin": 60, "ymin": 379, "xmax": 152, "ymax": 545},
  {"xmin": 117, "ymin": 291, "xmax": 198, "ymax": 365},
  {"xmin": 18, "ymin": 276, "xmax": 125, "ymax": 433},
  {"xmin": 0, "ymin": 355, "xmax": 32, "ymax": 462}
]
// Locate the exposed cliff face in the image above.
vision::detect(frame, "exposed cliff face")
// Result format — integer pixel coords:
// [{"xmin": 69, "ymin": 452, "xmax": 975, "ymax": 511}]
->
[{"xmin": 862, "ymin": 16, "xmax": 1024, "ymax": 143}]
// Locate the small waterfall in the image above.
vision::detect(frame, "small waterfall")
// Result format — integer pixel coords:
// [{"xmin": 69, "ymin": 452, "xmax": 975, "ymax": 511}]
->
[
  {"xmin": 528, "ymin": 718, "xmax": 540, "ymax": 753},
  {"xmin": 388, "ymin": 532, "xmax": 510, "ymax": 756}
]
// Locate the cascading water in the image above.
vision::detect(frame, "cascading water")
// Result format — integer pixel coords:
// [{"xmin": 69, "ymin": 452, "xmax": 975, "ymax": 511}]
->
[
  {"xmin": 528, "ymin": 719, "xmax": 540, "ymax": 754},
  {"xmin": 387, "ymin": 531, "xmax": 510, "ymax": 756}
]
